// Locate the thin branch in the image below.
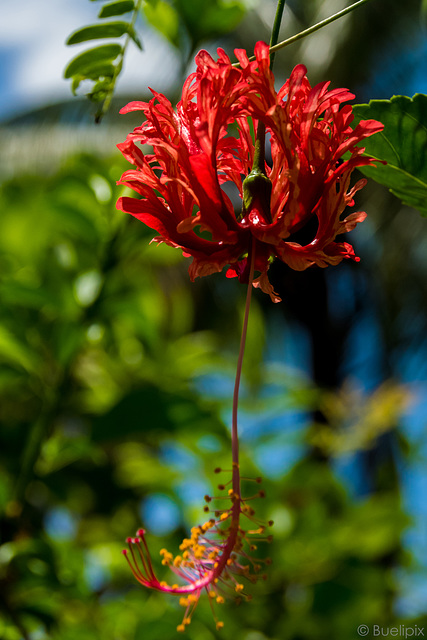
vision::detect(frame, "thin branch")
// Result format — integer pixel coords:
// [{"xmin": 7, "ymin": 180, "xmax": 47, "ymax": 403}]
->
[{"xmin": 233, "ymin": 0, "xmax": 373, "ymax": 67}]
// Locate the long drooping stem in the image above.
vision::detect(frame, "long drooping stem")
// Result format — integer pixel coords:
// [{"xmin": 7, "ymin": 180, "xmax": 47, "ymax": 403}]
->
[{"xmin": 231, "ymin": 237, "xmax": 256, "ymax": 498}]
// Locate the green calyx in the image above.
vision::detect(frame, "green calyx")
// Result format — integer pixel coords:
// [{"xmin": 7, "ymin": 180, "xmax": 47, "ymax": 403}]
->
[{"xmin": 242, "ymin": 169, "xmax": 273, "ymax": 224}]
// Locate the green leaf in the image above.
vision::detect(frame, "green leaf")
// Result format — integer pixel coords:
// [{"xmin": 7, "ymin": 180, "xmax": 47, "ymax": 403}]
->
[
  {"xmin": 98, "ymin": 0, "xmax": 135, "ymax": 17},
  {"xmin": 143, "ymin": 0, "xmax": 180, "ymax": 49},
  {"xmin": 64, "ymin": 44, "xmax": 122, "ymax": 79},
  {"xmin": 177, "ymin": 0, "xmax": 244, "ymax": 50},
  {"xmin": 352, "ymin": 94, "xmax": 427, "ymax": 217},
  {"xmin": 66, "ymin": 21, "xmax": 130, "ymax": 45}
]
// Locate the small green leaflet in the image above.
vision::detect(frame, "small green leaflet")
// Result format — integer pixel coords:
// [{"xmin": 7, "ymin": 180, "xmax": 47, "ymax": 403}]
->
[
  {"xmin": 67, "ymin": 21, "xmax": 132, "ymax": 45},
  {"xmin": 352, "ymin": 94, "xmax": 427, "ymax": 217},
  {"xmin": 99, "ymin": 1, "xmax": 135, "ymax": 18},
  {"xmin": 64, "ymin": 44, "xmax": 122, "ymax": 79}
]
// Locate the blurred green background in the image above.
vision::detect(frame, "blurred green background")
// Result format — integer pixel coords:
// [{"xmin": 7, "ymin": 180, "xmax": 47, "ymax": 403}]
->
[{"xmin": 1, "ymin": 1, "xmax": 427, "ymax": 638}]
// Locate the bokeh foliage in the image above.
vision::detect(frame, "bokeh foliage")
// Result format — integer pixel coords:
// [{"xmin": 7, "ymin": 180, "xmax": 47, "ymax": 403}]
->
[{"xmin": 0, "ymin": 148, "xmax": 422, "ymax": 639}]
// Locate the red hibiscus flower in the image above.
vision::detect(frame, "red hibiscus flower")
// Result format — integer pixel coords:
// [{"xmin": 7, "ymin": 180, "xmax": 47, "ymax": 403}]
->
[{"xmin": 116, "ymin": 41, "xmax": 383, "ymax": 302}]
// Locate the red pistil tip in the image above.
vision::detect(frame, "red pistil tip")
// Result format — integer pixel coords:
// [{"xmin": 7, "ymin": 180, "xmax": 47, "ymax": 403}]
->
[
  {"xmin": 126, "ymin": 537, "xmax": 133, "ymax": 544},
  {"xmin": 137, "ymin": 528, "xmax": 146, "ymax": 536},
  {"xmin": 122, "ymin": 549, "xmax": 128, "ymax": 555}
]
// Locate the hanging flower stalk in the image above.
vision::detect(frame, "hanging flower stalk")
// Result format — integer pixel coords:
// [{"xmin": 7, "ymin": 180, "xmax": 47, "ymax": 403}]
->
[{"xmin": 117, "ymin": 23, "xmax": 383, "ymax": 632}]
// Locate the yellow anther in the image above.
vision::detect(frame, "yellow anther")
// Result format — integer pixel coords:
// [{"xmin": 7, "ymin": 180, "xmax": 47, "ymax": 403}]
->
[
  {"xmin": 208, "ymin": 590, "xmax": 216, "ymax": 598},
  {"xmin": 177, "ymin": 624, "xmax": 185, "ymax": 633},
  {"xmin": 179, "ymin": 597, "xmax": 189, "ymax": 607},
  {"xmin": 226, "ymin": 558, "xmax": 233, "ymax": 566},
  {"xmin": 216, "ymin": 621, "xmax": 224, "ymax": 630},
  {"xmin": 160, "ymin": 581, "xmax": 168, "ymax": 587},
  {"xmin": 182, "ymin": 550, "xmax": 190, "ymax": 559},
  {"xmin": 216, "ymin": 596, "xmax": 225, "ymax": 604},
  {"xmin": 188, "ymin": 594, "xmax": 198, "ymax": 604},
  {"xmin": 173, "ymin": 556, "xmax": 182, "ymax": 567},
  {"xmin": 162, "ymin": 551, "xmax": 173, "ymax": 564},
  {"xmin": 208, "ymin": 551, "xmax": 218, "ymax": 560},
  {"xmin": 183, "ymin": 617, "xmax": 191, "ymax": 625},
  {"xmin": 235, "ymin": 584, "xmax": 244, "ymax": 593},
  {"xmin": 220, "ymin": 513, "xmax": 229, "ymax": 521},
  {"xmin": 214, "ymin": 562, "xmax": 219, "ymax": 569},
  {"xmin": 160, "ymin": 548, "xmax": 168, "ymax": 555},
  {"xmin": 228, "ymin": 489, "xmax": 234, "ymax": 496},
  {"xmin": 179, "ymin": 539, "xmax": 191, "ymax": 551},
  {"xmin": 172, "ymin": 584, "xmax": 179, "ymax": 589}
]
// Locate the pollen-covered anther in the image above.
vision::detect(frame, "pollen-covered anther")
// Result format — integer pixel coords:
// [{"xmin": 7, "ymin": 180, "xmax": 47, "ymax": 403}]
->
[
  {"xmin": 220, "ymin": 512, "xmax": 230, "ymax": 522},
  {"xmin": 235, "ymin": 583, "xmax": 244, "ymax": 593},
  {"xmin": 216, "ymin": 596, "xmax": 225, "ymax": 604},
  {"xmin": 173, "ymin": 555, "xmax": 182, "ymax": 567},
  {"xmin": 177, "ymin": 624, "xmax": 186, "ymax": 633},
  {"xmin": 194, "ymin": 545, "xmax": 204, "ymax": 559},
  {"xmin": 216, "ymin": 621, "xmax": 224, "ymax": 630},
  {"xmin": 160, "ymin": 549, "xmax": 173, "ymax": 565}
]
